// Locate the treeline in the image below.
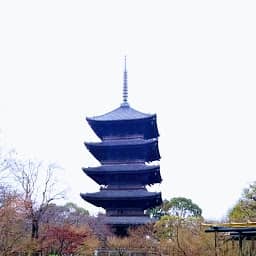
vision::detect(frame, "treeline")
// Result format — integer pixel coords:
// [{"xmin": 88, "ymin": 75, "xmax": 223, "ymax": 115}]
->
[
  {"xmin": 104, "ymin": 190, "xmax": 256, "ymax": 255},
  {"xmin": 1, "ymin": 147, "xmax": 256, "ymax": 255},
  {"xmin": 0, "ymin": 148, "xmax": 107, "ymax": 255}
]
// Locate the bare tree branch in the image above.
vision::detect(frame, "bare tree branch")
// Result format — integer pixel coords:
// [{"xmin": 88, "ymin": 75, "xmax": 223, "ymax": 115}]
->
[{"xmin": 7, "ymin": 157, "xmax": 65, "ymax": 239}]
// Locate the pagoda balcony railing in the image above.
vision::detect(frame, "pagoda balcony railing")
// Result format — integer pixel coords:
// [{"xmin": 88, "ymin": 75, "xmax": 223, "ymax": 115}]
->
[
  {"xmin": 102, "ymin": 134, "xmax": 144, "ymax": 141},
  {"xmin": 101, "ymin": 159, "xmax": 146, "ymax": 165},
  {"xmin": 100, "ymin": 185, "xmax": 146, "ymax": 190},
  {"xmin": 106, "ymin": 209, "xmax": 146, "ymax": 216}
]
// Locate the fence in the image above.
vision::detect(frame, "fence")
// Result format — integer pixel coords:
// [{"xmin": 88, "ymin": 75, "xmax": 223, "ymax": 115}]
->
[{"xmin": 94, "ymin": 249, "xmax": 160, "ymax": 256}]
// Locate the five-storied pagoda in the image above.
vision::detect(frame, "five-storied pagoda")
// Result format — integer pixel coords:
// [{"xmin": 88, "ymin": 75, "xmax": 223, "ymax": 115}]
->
[{"xmin": 81, "ymin": 59, "xmax": 162, "ymax": 235}]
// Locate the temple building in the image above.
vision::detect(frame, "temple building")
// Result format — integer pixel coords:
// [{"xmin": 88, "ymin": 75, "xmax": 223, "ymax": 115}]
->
[{"xmin": 81, "ymin": 59, "xmax": 162, "ymax": 235}]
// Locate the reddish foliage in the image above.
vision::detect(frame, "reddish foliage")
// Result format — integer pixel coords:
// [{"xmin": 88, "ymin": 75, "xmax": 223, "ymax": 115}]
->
[{"xmin": 40, "ymin": 224, "xmax": 89, "ymax": 255}]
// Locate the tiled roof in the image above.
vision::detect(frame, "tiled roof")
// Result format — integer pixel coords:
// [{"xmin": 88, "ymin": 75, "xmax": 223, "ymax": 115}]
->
[
  {"xmin": 86, "ymin": 138, "xmax": 157, "ymax": 146},
  {"xmin": 83, "ymin": 164, "xmax": 160, "ymax": 172},
  {"xmin": 82, "ymin": 189, "xmax": 161, "ymax": 199},
  {"xmin": 87, "ymin": 105, "xmax": 155, "ymax": 121}
]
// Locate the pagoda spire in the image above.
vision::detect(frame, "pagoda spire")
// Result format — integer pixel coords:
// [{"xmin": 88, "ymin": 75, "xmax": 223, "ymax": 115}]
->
[{"xmin": 122, "ymin": 56, "xmax": 129, "ymax": 107}]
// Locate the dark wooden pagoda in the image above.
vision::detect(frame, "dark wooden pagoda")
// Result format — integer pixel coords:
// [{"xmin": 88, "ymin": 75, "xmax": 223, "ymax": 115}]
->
[{"xmin": 81, "ymin": 59, "xmax": 162, "ymax": 235}]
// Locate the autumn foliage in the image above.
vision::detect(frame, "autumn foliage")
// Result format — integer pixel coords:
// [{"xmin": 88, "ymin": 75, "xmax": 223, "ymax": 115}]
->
[
  {"xmin": 1, "ymin": 149, "xmax": 256, "ymax": 255},
  {"xmin": 0, "ymin": 191, "xmax": 100, "ymax": 256},
  {"xmin": 40, "ymin": 224, "xmax": 91, "ymax": 255}
]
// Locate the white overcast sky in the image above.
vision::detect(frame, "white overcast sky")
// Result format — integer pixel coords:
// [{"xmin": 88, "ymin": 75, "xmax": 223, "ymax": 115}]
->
[{"xmin": 1, "ymin": 1, "xmax": 256, "ymax": 221}]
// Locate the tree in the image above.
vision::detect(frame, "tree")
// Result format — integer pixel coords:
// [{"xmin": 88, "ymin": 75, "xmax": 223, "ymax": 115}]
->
[
  {"xmin": 151, "ymin": 198, "xmax": 204, "ymax": 256},
  {"xmin": 146, "ymin": 200, "xmax": 168, "ymax": 219},
  {"xmin": 38, "ymin": 204, "xmax": 100, "ymax": 255},
  {"xmin": 0, "ymin": 187, "xmax": 28, "ymax": 256},
  {"xmin": 40, "ymin": 224, "xmax": 98, "ymax": 255},
  {"xmin": 164, "ymin": 197, "xmax": 202, "ymax": 218},
  {"xmin": 40, "ymin": 202, "xmax": 90, "ymax": 227},
  {"xmin": 0, "ymin": 152, "xmax": 7, "ymax": 178},
  {"xmin": 0, "ymin": 147, "xmax": 12, "ymax": 182},
  {"xmin": 149, "ymin": 197, "xmax": 202, "ymax": 219},
  {"xmin": 36, "ymin": 202, "xmax": 111, "ymax": 250},
  {"xmin": 62, "ymin": 202, "xmax": 90, "ymax": 225},
  {"xmin": 8, "ymin": 158, "xmax": 64, "ymax": 239},
  {"xmin": 107, "ymin": 224, "xmax": 160, "ymax": 254},
  {"xmin": 228, "ymin": 181, "xmax": 256, "ymax": 221},
  {"xmin": 154, "ymin": 215, "xmax": 215, "ymax": 256}
]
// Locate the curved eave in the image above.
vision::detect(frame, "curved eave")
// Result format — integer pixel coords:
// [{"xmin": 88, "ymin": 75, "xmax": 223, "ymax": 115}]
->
[
  {"xmin": 86, "ymin": 105, "xmax": 154, "ymax": 121},
  {"xmin": 84, "ymin": 139, "xmax": 161, "ymax": 164},
  {"xmin": 86, "ymin": 114, "xmax": 156, "ymax": 123},
  {"xmin": 86, "ymin": 114, "xmax": 159, "ymax": 140},
  {"xmin": 84, "ymin": 163, "xmax": 160, "ymax": 172},
  {"xmin": 82, "ymin": 165, "xmax": 162, "ymax": 185},
  {"xmin": 80, "ymin": 191, "xmax": 162, "ymax": 210}
]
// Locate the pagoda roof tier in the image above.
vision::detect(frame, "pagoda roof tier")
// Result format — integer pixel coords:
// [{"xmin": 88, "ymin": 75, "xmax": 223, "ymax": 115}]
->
[
  {"xmin": 82, "ymin": 164, "xmax": 162, "ymax": 185},
  {"xmin": 80, "ymin": 189, "xmax": 162, "ymax": 210},
  {"xmin": 85, "ymin": 138, "xmax": 160, "ymax": 164},
  {"xmin": 86, "ymin": 105, "xmax": 159, "ymax": 140}
]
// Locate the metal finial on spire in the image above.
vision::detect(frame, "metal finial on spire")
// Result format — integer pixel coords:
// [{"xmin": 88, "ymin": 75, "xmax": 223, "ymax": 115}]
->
[{"xmin": 122, "ymin": 56, "xmax": 129, "ymax": 107}]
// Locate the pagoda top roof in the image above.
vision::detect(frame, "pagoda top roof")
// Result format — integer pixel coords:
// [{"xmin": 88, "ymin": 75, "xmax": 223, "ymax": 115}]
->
[{"xmin": 86, "ymin": 104, "xmax": 156, "ymax": 122}]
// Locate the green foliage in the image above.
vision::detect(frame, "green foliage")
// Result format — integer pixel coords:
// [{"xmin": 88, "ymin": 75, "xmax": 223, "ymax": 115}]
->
[
  {"xmin": 243, "ymin": 181, "xmax": 256, "ymax": 199},
  {"xmin": 149, "ymin": 197, "xmax": 202, "ymax": 219},
  {"xmin": 166, "ymin": 197, "xmax": 202, "ymax": 218},
  {"xmin": 154, "ymin": 215, "xmax": 178, "ymax": 240},
  {"xmin": 154, "ymin": 215, "xmax": 214, "ymax": 255},
  {"xmin": 228, "ymin": 181, "xmax": 256, "ymax": 221},
  {"xmin": 147, "ymin": 205, "xmax": 165, "ymax": 219},
  {"xmin": 64, "ymin": 202, "xmax": 89, "ymax": 215}
]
